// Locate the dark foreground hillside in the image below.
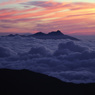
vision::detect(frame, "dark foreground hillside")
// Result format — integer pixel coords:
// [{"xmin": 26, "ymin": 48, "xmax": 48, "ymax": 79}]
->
[{"xmin": 0, "ymin": 69, "xmax": 95, "ymax": 95}]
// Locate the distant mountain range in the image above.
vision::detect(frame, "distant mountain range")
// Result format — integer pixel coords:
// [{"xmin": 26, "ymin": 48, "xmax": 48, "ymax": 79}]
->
[{"xmin": 7, "ymin": 30, "xmax": 80, "ymax": 41}]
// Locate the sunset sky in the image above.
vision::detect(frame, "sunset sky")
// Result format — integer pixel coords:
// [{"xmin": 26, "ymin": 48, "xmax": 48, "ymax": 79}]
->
[{"xmin": 0, "ymin": 0, "xmax": 95, "ymax": 35}]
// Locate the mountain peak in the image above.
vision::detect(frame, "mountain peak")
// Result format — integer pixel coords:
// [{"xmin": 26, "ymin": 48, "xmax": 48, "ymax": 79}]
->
[
  {"xmin": 33, "ymin": 32, "xmax": 46, "ymax": 36},
  {"xmin": 56, "ymin": 30, "xmax": 64, "ymax": 35},
  {"xmin": 6, "ymin": 30, "xmax": 80, "ymax": 41},
  {"xmin": 48, "ymin": 30, "xmax": 63, "ymax": 36},
  {"xmin": 57, "ymin": 30, "xmax": 61, "ymax": 33}
]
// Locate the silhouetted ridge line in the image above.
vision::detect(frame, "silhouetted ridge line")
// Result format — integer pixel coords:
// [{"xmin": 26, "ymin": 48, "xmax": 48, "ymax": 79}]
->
[
  {"xmin": 33, "ymin": 32, "xmax": 46, "ymax": 36},
  {"xmin": 0, "ymin": 69, "xmax": 95, "ymax": 95},
  {"xmin": 48, "ymin": 30, "xmax": 64, "ymax": 36},
  {"xmin": 32, "ymin": 30, "xmax": 79, "ymax": 40},
  {"xmin": 6, "ymin": 30, "xmax": 80, "ymax": 41}
]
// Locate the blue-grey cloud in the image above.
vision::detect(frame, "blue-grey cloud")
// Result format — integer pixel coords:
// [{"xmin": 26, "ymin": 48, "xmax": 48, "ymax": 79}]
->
[
  {"xmin": 0, "ymin": 36, "xmax": 95, "ymax": 83},
  {"xmin": 0, "ymin": 46, "xmax": 17, "ymax": 58}
]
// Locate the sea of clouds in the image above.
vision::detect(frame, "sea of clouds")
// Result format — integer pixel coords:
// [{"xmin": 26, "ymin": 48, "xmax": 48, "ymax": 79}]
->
[{"xmin": 0, "ymin": 35, "xmax": 95, "ymax": 83}]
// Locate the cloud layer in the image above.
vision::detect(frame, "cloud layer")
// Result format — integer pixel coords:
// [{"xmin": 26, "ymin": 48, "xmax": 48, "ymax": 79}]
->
[
  {"xmin": 0, "ymin": 46, "xmax": 17, "ymax": 57},
  {"xmin": 0, "ymin": 36, "xmax": 95, "ymax": 83}
]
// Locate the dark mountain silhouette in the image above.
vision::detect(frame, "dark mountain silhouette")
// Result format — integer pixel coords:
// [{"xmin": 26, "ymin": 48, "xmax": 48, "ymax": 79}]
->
[
  {"xmin": 6, "ymin": 30, "xmax": 80, "ymax": 41},
  {"xmin": 48, "ymin": 30, "xmax": 63, "ymax": 35},
  {"xmin": 7, "ymin": 34, "xmax": 22, "ymax": 37},
  {"xmin": 0, "ymin": 69, "xmax": 95, "ymax": 95},
  {"xmin": 7, "ymin": 34, "xmax": 17, "ymax": 37},
  {"xmin": 32, "ymin": 30, "xmax": 80, "ymax": 41},
  {"xmin": 33, "ymin": 32, "xmax": 46, "ymax": 36}
]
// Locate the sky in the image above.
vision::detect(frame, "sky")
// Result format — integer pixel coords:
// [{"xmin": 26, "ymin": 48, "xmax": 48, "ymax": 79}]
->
[{"xmin": 0, "ymin": 0, "xmax": 95, "ymax": 35}]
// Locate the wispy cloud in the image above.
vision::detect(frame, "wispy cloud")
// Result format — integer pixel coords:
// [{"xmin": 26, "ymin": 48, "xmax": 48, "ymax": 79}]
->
[
  {"xmin": 0, "ymin": 0, "xmax": 95, "ymax": 35},
  {"xmin": 0, "ymin": 0, "xmax": 31, "ymax": 6}
]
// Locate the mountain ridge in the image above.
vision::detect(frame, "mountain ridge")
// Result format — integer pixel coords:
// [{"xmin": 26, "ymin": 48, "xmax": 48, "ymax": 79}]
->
[
  {"xmin": 32, "ymin": 30, "xmax": 80, "ymax": 40},
  {"xmin": 6, "ymin": 30, "xmax": 80, "ymax": 41},
  {"xmin": 0, "ymin": 69, "xmax": 95, "ymax": 95}
]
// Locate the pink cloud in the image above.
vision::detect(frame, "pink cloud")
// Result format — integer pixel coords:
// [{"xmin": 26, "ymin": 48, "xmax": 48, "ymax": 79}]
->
[
  {"xmin": 0, "ymin": 1, "xmax": 95, "ymax": 35},
  {"xmin": 0, "ymin": 0, "xmax": 31, "ymax": 6}
]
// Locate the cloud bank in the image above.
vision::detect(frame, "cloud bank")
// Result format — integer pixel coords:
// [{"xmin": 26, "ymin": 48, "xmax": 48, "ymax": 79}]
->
[
  {"xmin": 0, "ymin": 36, "xmax": 95, "ymax": 83},
  {"xmin": 0, "ymin": 46, "xmax": 17, "ymax": 57}
]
